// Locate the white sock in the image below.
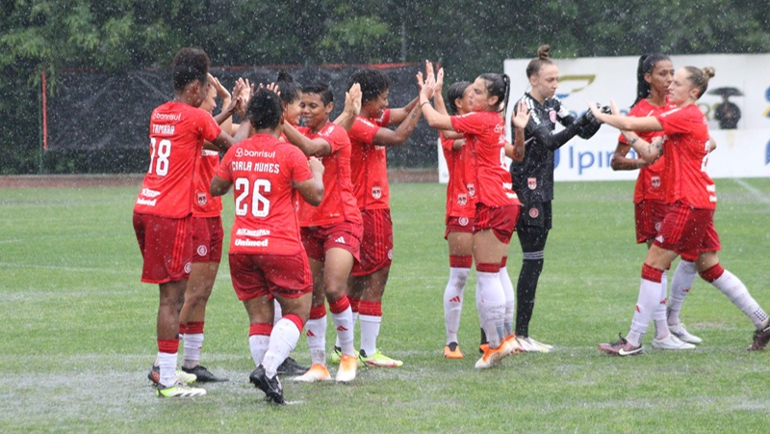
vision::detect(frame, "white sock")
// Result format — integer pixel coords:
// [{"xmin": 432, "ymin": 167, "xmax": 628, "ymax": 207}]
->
[
  {"xmin": 627, "ymin": 278, "xmax": 661, "ymax": 346},
  {"xmin": 653, "ymin": 271, "xmax": 669, "ymax": 340},
  {"xmin": 261, "ymin": 318, "xmax": 301, "ymax": 378},
  {"xmin": 668, "ymin": 260, "xmax": 697, "ymax": 325},
  {"xmin": 158, "ymin": 351, "xmax": 178, "ymax": 388},
  {"xmin": 711, "ymin": 269, "xmax": 769, "ymax": 328},
  {"xmin": 305, "ymin": 316, "xmax": 327, "ymax": 365},
  {"xmin": 444, "ymin": 267, "xmax": 470, "ymax": 344},
  {"xmin": 273, "ymin": 300, "xmax": 283, "ymax": 325},
  {"xmin": 335, "ymin": 311, "xmax": 358, "ymax": 349},
  {"xmin": 499, "ymin": 267, "xmax": 515, "ymax": 337},
  {"xmin": 182, "ymin": 333, "xmax": 203, "ymax": 369},
  {"xmin": 248, "ymin": 334, "xmax": 270, "ymax": 367},
  {"xmin": 476, "ymin": 271, "xmax": 506, "ymax": 348},
  {"xmin": 360, "ymin": 314, "xmax": 382, "ymax": 357},
  {"xmin": 331, "ymin": 307, "xmax": 356, "ymax": 356}
]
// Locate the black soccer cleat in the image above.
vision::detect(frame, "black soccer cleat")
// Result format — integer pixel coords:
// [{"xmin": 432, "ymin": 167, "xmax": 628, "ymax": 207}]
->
[
  {"xmin": 276, "ymin": 356, "xmax": 309, "ymax": 376},
  {"xmin": 249, "ymin": 365, "xmax": 285, "ymax": 405},
  {"xmin": 748, "ymin": 320, "xmax": 770, "ymax": 351},
  {"xmin": 181, "ymin": 365, "xmax": 229, "ymax": 382}
]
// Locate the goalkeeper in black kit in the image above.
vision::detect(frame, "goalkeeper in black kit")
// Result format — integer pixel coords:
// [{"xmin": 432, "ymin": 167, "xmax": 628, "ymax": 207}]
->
[{"xmin": 491, "ymin": 44, "xmax": 605, "ymax": 353}]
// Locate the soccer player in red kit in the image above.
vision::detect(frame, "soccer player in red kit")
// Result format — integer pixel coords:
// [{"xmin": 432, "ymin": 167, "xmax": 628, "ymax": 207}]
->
[
  {"xmin": 419, "ymin": 65, "xmax": 530, "ymax": 369},
  {"xmin": 211, "ymin": 88, "xmax": 325, "ymax": 404},
  {"xmin": 337, "ymin": 68, "xmax": 422, "ymax": 368},
  {"xmin": 594, "ymin": 66, "xmax": 770, "ymax": 355},
  {"xmin": 281, "ymin": 82, "xmax": 363, "ymax": 383},
  {"xmin": 133, "ymin": 48, "xmax": 240, "ymax": 397}
]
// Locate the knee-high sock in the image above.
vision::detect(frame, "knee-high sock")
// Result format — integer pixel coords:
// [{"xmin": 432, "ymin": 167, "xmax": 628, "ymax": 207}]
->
[
  {"xmin": 305, "ymin": 305, "xmax": 327, "ymax": 365},
  {"xmin": 499, "ymin": 257, "xmax": 515, "ymax": 337},
  {"xmin": 444, "ymin": 257, "xmax": 471, "ymax": 344},
  {"xmin": 476, "ymin": 263, "xmax": 506, "ymax": 349},
  {"xmin": 262, "ymin": 315, "xmax": 303, "ymax": 378},
  {"xmin": 157, "ymin": 339, "xmax": 179, "ymax": 388},
  {"xmin": 329, "ymin": 296, "xmax": 355, "ymax": 356},
  {"xmin": 248, "ymin": 323, "xmax": 272, "ymax": 368},
  {"xmin": 359, "ymin": 300, "xmax": 382, "ymax": 357},
  {"xmin": 627, "ymin": 264, "xmax": 665, "ymax": 346},
  {"xmin": 701, "ymin": 264, "xmax": 769, "ymax": 328},
  {"xmin": 515, "ymin": 252, "xmax": 544, "ymax": 337},
  {"xmin": 667, "ymin": 260, "xmax": 697, "ymax": 325},
  {"xmin": 652, "ymin": 271, "xmax": 669, "ymax": 340}
]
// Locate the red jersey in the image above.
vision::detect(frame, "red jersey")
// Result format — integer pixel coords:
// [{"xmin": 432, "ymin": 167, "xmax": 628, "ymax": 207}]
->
[
  {"xmin": 349, "ymin": 110, "xmax": 392, "ymax": 210},
  {"xmin": 134, "ymin": 102, "xmax": 222, "ymax": 218},
  {"xmin": 451, "ymin": 111, "xmax": 519, "ymax": 208},
  {"xmin": 618, "ymin": 99, "xmax": 673, "ymax": 203},
  {"xmin": 654, "ymin": 104, "xmax": 716, "ymax": 209},
  {"xmin": 216, "ymin": 133, "xmax": 313, "ymax": 255},
  {"xmin": 440, "ymin": 133, "xmax": 476, "ymax": 221},
  {"xmin": 192, "ymin": 149, "xmax": 223, "ymax": 217},
  {"xmin": 296, "ymin": 123, "xmax": 362, "ymax": 227}
]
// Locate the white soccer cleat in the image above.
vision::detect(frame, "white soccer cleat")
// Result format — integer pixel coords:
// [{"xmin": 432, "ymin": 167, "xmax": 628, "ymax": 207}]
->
[
  {"xmin": 516, "ymin": 336, "xmax": 550, "ymax": 353},
  {"xmin": 669, "ymin": 323, "xmax": 702, "ymax": 345},
  {"xmin": 652, "ymin": 334, "xmax": 696, "ymax": 350},
  {"xmin": 474, "ymin": 341, "xmax": 514, "ymax": 369}
]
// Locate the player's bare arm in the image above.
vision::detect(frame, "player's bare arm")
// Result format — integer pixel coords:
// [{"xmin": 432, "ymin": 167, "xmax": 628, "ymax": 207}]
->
[{"xmin": 293, "ymin": 157, "xmax": 325, "ymax": 206}]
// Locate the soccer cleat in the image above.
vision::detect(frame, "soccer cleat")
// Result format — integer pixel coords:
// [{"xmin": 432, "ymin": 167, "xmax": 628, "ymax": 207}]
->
[
  {"xmin": 181, "ymin": 365, "xmax": 228, "ymax": 382},
  {"xmin": 597, "ymin": 334, "xmax": 643, "ymax": 356},
  {"xmin": 669, "ymin": 323, "xmax": 703, "ymax": 345},
  {"xmin": 516, "ymin": 336, "xmax": 550, "ymax": 353},
  {"xmin": 652, "ymin": 334, "xmax": 696, "ymax": 350},
  {"xmin": 148, "ymin": 365, "xmax": 197, "ymax": 385},
  {"xmin": 276, "ymin": 357, "xmax": 309, "ymax": 376},
  {"xmin": 330, "ymin": 346, "xmax": 342, "ymax": 364},
  {"xmin": 249, "ymin": 366, "xmax": 285, "ymax": 405},
  {"xmin": 503, "ymin": 334, "xmax": 522, "ymax": 354},
  {"xmin": 474, "ymin": 340, "xmax": 513, "ymax": 369},
  {"xmin": 748, "ymin": 320, "xmax": 770, "ymax": 351},
  {"xmin": 443, "ymin": 342, "xmax": 464, "ymax": 359},
  {"xmin": 336, "ymin": 354, "xmax": 357, "ymax": 383},
  {"xmin": 359, "ymin": 349, "xmax": 404, "ymax": 368},
  {"xmin": 528, "ymin": 337, "xmax": 554, "ymax": 351},
  {"xmin": 292, "ymin": 364, "xmax": 332, "ymax": 383},
  {"xmin": 156, "ymin": 381, "xmax": 206, "ymax": 398}
]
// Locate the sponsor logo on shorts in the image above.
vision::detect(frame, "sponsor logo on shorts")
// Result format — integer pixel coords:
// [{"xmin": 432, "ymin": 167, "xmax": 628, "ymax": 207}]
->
[
  {"xmin": 184, "ymin": 262, "xmax": 192, "ymax": 274},
  {"xmin": 656, "ymin": 235, "xmax": 664, "ymax": 243},
  {"xmin": 372, "ymin": 186, "xmax": 382, "ymax": 199},
  {"xmin": 335, "ymin": 236, "xmax": 346, "ymax": 244},
  {"xmin": 197, "ymin": 191, "xmax": 207, "ymax": 206},
  {"xmin": 651, "ymin": 176, "xmax": 661, "ymax": 188},
  {"xmin": 528, "ymin": 177, "xmax": 537, "ymax": 190},
  {"xmin": 458, "ymin": 193, "xmax": 468, "ymax": 206},
  {"xmin": 529, "ymin": 207, "xmax": 539, "ymax": 218},
  {"xmin": 458, "ymin": 217, "xmax": 469, "ymax": 227},
  {"xmin": 388, "ymin": 249, "xmax": 393, "ymax": 260},
  {"xmin": 197, "ymin": 245, "xmax": 208, "ymax": 257}
]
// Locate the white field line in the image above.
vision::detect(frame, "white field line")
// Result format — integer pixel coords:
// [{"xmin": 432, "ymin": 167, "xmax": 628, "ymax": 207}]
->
[
  {"xmin": 0, "ymin": 262, "xmax": 134, "ymax": 274},
  {"xmin": 730, "ymin": 178, "xmax": 770, "ymax": 205}
]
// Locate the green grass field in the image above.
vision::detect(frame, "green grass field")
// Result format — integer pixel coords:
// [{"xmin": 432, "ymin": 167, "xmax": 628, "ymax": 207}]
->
[{"xmin": 1, "ymin": 178, "xmax": 769, "ymax": 433}]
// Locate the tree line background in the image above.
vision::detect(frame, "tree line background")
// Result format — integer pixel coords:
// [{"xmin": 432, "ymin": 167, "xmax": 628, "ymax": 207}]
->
[{"xmin": 1, "ymin": 0, "xmax": 769, "ymax": 174}]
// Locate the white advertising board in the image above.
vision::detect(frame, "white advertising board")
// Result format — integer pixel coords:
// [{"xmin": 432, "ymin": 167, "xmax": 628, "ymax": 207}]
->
[{"xmin": 438, "ymin": 54, "xmax": 770, "ymax": 183}]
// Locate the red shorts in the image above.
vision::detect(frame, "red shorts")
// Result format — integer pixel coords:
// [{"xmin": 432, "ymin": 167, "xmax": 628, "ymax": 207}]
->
[
  {"xmin": 444, "ymin": 215, "xmax": 474, "ymax": 239},
  {"xmin": 301, "ymin": 221, "xmax": 363, "ymax": 262},
  {"xmin": 228, "ymin": 252, "xmax": 313, "ymax": 301},
  {"xmin": 192, "ymin": 216, "xmax": 224, "ymax": 263},
  {"xmin": 133, "ymin": 212, "xmax": 192, "ymax": 284},
  {"xmin": 473, "ymin": 203, "xmax": 520, "ymax": 244},
  {"xmin": 351, "ymin": 209, "xmax": 393, "ymax": 276},
  {"xmin": 634, "ymin": 200, "xmax": 668, "ymax": 244},
  {"xmin": 653, "ymin": 202, "xmax": 721, "ymax": 258}
]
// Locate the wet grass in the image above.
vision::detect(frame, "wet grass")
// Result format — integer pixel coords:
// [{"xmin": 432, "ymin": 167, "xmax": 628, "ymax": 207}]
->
[{"xmin": 1, "ymin": 179, "xmax": 769, "ymax": 433}]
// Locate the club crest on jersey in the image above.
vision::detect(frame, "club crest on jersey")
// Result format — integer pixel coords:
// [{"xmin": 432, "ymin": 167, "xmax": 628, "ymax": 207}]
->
[
  {"xmin": 458, "ymin": 217, "xmax": 469, "ymax": 227},
  {"xmin": 529, "ymin": 207, "xmax": 539, "ymax": 218},
  {"xmin": 458, "ymin": 194, "xmax": 468, "ymax": 206},
  {"xmin": 528, "ymin": 177, "xmax": 537, "ymax": 190},
  {"xmin": 197, "ymin": 191, "xmax": 207, "ymax": 206},
  {"xmin": 467, "ymin": 183, "xmax": 476, "ymax": 197},
  {"xmin": 651, "ymin": 176, "xmax": 661, "ymax": 188},
  {"xmin": 549, "ymin": 110, "xmax": 557, "ymax": 123},
  {"xmin": 372, "ymin": 186, "xmax": 382, "ymax": 199},
  {"xmin": 197, "ymin": 245, "xmax": 208, "ymax": 257}
]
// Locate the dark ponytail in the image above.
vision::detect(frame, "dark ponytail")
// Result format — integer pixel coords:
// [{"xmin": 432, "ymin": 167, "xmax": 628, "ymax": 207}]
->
[
  {"xmin": 633, "ymin": 53, "xmax": 671, "ymax": 106},
  {"xmin": 479, "ymin": 73, "xmax": 510, "ymax": 113},
  {"xmin": 275, "ymin": 70, "xmax": 302, "ymax": 105},
  {"xmin": 447, "ymin": 81, "xmax": 470, "ymax": 114}
]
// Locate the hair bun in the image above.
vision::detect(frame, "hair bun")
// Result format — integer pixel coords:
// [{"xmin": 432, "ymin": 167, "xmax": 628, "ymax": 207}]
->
[
  {"xmin": 702, "ymin": 66, "xmax": 715, "ymax": 79},
  {"xmin": 537, "ymin": 45, "xmax": 551, "ymax": 60},
  {"xmin": 277, "ymin": 69, "xmax": 294, "ymax": 83}
]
